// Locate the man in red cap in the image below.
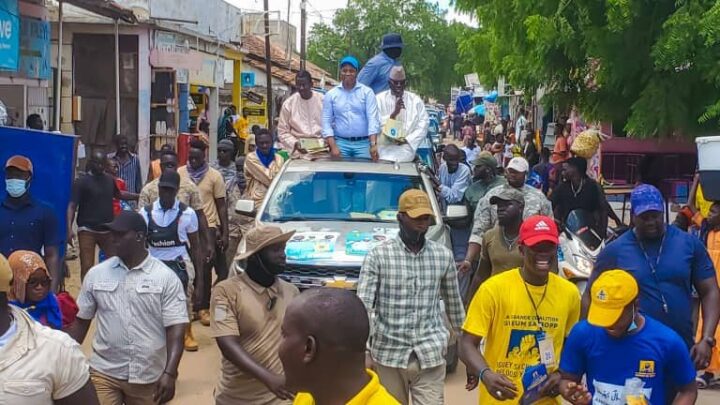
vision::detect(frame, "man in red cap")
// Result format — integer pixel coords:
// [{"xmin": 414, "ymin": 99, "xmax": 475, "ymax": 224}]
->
[
  {"xmin": 460, "ymin": 215, "xmax": 580, "ymax": 405},
  {"xmin": 1, "ymin": 155, "xmax": 62, "ymax": 291}
]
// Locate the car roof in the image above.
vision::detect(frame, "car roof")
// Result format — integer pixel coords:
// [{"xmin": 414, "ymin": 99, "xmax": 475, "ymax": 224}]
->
[{"xmin": 284, "ymin": 158, "xmax": 422, "ymax": 176}]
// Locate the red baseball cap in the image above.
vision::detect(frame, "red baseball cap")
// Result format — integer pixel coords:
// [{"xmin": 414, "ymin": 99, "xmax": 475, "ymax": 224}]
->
[{"xmin": 519, "ymin": 215, "xmax": 559, "ymax": 247}]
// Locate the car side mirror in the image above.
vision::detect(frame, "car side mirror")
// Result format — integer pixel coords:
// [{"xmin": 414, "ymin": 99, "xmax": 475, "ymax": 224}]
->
[
  {"xmin": 445, "ymin": 204, "xmax": 468, "ymax": 220},
  {"xmin": 235, "ymin": 199, "xmax": 256, "ymax": 215}
]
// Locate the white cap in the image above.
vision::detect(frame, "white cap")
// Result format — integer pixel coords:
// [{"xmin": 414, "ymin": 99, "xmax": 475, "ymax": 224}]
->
[
  {"xmin": 389, "ymin": 65, "xmax": 406, "ymax": 81},
  {"xmin": 507, "ymin": 157, "xmax": 529, "ymax": 173}
]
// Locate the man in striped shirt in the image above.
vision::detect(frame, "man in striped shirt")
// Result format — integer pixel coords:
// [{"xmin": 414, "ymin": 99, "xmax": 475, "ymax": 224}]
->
[
  {"xmin": 109, "ymin": 135, "xmax": 143, "ymax": 195},
  {"xmin": 358, "ymin": 189, "xmax": 465, "ymax": 405},
  {"xmin": 69, "ymin": 211, "xmax": 188, "ymax": 405}
]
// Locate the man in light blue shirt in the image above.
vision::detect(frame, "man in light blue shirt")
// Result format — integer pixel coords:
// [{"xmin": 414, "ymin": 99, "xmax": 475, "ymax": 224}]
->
[
  {"xmin": 433, "ymin": 144, "xmax": 473, "ymax": 262},
  {"xmin": 358, "ymin": 33, "xmax": 404, "ymax": 94},
  {"xmin": 322, "ymin": 56, "xmax": 381, "ymax": 160}
]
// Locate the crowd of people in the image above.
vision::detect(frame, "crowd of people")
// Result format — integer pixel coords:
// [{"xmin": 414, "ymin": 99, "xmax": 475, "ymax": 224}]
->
[{"xmin": 2, "ymin": 31, "xmax": 720, "ymax": 405}]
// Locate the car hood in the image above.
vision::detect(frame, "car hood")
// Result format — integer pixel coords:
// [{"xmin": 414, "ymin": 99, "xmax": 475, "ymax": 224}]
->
[{"xmin": 255, "ymin": 220, "xmax": 446, "ymax": 267}]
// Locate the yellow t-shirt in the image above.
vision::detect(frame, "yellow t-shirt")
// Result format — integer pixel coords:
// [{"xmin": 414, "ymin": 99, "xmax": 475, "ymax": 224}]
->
[
  {"xmin": 234, "ymin": 116, "xmax": 249, "ymax": 140},
  {"xmin": 293, "ymin": 370, "xmax": 400, "ymax": 405},
  {"xmin": 463, "ymin": 268, "xmax": 580, "ymax": 405},
  {"xmin": 696, "ymin": 184, "xmax": 713, "ymax": 218}
]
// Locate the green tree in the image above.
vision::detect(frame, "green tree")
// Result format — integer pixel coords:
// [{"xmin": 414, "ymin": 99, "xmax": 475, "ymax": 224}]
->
[
  {"xmin": 455, "ymin": 0, "xmax": 720, "ymax": 138},
  {"xmin": 307, "ymin": 0, "xmax": 469, "ymax": 103}
]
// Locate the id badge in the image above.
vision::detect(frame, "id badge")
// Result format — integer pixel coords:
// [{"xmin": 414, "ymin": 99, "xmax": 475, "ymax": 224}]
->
[{"xmin": 537, "ymin": 332, "xmax": 555, "ymax": 367}]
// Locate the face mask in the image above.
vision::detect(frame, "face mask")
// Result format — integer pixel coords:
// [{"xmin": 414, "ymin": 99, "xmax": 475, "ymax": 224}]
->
[{"xmin": 6, "ymin": 179, "xmax": 27, "ymax": 197}]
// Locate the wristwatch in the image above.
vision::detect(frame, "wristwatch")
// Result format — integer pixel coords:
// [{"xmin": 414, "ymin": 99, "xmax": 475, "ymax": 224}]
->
[{"xmin": 703, "ymin": 336, "xmax": 717, "ymax": 347}]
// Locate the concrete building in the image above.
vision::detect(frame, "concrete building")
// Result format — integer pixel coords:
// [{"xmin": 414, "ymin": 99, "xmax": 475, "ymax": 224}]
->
[{"xmin": 45, "ymin": 0, "xmax": 245, "ymax": 175}]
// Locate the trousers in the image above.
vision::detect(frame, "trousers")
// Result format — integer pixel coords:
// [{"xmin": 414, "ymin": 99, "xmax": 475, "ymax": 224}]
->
[
  {"xmin": 374, "ymin": 354, "xmax": 446, "ymax": 405},
  {"xmin": 336, "ymin": 137, "xmax": 371, "ymax": 159}
]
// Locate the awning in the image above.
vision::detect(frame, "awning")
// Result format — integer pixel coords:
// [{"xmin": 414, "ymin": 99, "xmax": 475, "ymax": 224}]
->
[{"xmin": 63, "ymin": 0, "xmax": 137, "ymax": 23}]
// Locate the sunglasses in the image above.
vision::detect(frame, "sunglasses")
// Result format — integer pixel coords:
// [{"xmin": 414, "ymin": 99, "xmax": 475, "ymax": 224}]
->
[{"xmin": 27, "ymin": 278, "xmax": 51, "ymax": 288}]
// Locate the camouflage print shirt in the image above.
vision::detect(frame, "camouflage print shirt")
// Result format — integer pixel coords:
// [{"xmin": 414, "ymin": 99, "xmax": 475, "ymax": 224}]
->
[{"xmin": 469, "ymin": 184, "xmax": 553, "ymax": 244}]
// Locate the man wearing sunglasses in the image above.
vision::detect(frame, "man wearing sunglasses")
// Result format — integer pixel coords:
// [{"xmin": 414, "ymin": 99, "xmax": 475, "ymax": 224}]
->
[
  {"xmin": 375, "ymin": 66, "xmax": 429, "ymax": 163},
  {"xmin": 210, "ymin": 225, "xmax": 299, "ymax": 404}
]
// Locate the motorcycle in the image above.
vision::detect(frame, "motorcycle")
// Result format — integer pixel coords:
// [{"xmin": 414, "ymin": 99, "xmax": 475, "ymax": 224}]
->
[{"xmin": 557, "ymin": 209, "xmax": 605, "ymax": 294}]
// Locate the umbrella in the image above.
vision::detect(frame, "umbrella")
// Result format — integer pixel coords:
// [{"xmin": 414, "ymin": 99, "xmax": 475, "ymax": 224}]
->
[{"xmin": 473, "ymin": 104, "xmax": 486, "ymax": 116}]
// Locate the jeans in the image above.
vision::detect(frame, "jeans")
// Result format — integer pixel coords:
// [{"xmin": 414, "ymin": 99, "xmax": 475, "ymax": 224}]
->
[{"xmin": 336, "ymin": 137, "xmax": 371, "ymax": 159}]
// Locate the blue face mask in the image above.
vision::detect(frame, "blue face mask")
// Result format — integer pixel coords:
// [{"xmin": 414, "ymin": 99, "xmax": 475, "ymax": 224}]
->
[{"xmin": 6, "ymin": 179, "xmax": 27, "ymax": 198}]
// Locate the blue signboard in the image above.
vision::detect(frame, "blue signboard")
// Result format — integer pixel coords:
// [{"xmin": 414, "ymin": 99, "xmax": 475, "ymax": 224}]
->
[
  {"xmin": 241, "ymin": 72, "xmax": 256, "ymax": 87},
  {"xmin": 0, "ymin": 0, "xmax": 20, "ymax": 71},
  {"xmin": 0, "ymin": 126, "xmax": 77, "ymax": 248},
  {"xmin": 19, "ymin": 17, "xmax": 50, "ymax": 79}
]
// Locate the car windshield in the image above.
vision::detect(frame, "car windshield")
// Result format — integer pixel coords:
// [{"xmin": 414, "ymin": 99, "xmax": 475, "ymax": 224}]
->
[{"xmin": 261, "ymin": 171, "xmax": 425, "ymax": 223}]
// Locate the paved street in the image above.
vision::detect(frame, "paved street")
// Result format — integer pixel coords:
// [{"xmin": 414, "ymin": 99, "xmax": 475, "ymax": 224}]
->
[{"xmin": 64, "ymin": 258, "xmax": 720, "ymax": 404}]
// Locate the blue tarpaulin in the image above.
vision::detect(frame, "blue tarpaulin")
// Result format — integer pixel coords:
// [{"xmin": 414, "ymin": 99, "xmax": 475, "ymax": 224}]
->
[
  {"xmin": 455, "ymin": 92, "xmax": 474, "ymax": 114},
  {"xmin": 0, "ymin": 127, "xmax": 77, "ymax": 247}
]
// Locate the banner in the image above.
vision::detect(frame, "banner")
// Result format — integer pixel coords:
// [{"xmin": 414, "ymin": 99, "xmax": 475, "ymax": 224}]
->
[
  {"xmin": 19, "ymin": 17, "xmax": 50, "ymax": 80},
  {"xmin": 0, "ymin": 127, "xmax": 77, "ymax": 245},
  {"xmin": 0, "ymin": 0, "xmax": 20, "ymax": 71}
]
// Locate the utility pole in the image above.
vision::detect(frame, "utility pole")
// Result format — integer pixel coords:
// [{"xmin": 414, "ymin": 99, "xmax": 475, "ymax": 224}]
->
[
  {"xmin": 300, "ymin": 0, "xmax": 307, "ymax": 70},
  {"xmin": 264, "ymin": 0, "xmax": 273, "ymax": 130}
]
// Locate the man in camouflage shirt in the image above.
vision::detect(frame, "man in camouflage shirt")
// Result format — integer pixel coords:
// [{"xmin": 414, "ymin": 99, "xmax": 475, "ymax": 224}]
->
[{"xmin": 458, "ymin": 157, "xmax": 553, "ymax": 274}]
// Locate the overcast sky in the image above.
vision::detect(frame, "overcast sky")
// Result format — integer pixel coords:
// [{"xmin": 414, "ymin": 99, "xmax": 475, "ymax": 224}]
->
[{"xmin": 226, "ymin": 0, "xmax": 476, "ymax": 47}]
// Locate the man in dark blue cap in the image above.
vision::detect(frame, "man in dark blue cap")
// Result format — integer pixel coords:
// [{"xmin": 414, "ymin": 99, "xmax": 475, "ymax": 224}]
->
[
  {"xmin": 322, "ymin": 55, "xmax": 381, "ymax": 160},
  {"xmin": 584, "ymin": 184, "xmax": 720, "ymax": 370},
  {"xmin": 358, "ymin": 33, "xmax": 404, "ymax": 94}
]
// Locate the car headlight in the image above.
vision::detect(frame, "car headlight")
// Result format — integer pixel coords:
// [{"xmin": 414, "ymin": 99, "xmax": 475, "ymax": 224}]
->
[{"xmin": 573, "ymin": 255, "xmax": 593, "ymax": 277}]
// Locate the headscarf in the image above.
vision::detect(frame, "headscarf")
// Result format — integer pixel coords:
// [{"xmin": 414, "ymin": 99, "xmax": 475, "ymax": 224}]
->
[
  {"xmin": 8, "ymin": 250, "xmax": 62, "ymax": 330},
  {"xmin": 256, "ymin": 147, "xmax": 277, "ymax": 169},
  {"xmin": 186, "ymin": 161, "xmax": 209, "ymax": 185}
]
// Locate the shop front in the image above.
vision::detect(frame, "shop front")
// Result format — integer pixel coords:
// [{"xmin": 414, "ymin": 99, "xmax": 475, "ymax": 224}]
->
[{"xmin": 0, "ymin": 0, "xmax": 51, "ymax": 129}]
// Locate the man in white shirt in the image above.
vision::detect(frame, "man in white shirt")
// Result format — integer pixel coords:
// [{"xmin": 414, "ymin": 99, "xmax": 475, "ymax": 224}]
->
[
  {"xmin": 69, "ymin": 211, "xmax": 188, "ymax": 405},
  {"xmin": 376, "ymin": 65, "xmax": 429, "ymax": 162},
  {"xmin": 0, "ymin": 254, "xmax": 99, "ymax": 405},
  {"xmin": 139, "ymin": 171, "xmax": 205, "ymax": 352}
]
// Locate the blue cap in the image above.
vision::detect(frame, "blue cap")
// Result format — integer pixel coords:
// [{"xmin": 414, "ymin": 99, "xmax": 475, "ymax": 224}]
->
[
  {"xmin": 631, "ymin": 184, "xmax": 665, "ymax": 216},
  {"xmin": 339, "ymin": 55, "xmax": 359, "ymax": 71},
  {"xmin": 381, "ymin": 33, "xmax": 404, "ymax": 49}
]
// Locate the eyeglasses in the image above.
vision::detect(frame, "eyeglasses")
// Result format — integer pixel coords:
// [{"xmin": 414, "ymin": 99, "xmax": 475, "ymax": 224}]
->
[{"xmin": 27, "ymin": 278, "xmax": 51, "ymax": 288}]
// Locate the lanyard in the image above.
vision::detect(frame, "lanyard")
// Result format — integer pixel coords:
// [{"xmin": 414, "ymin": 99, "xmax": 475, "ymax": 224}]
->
[
  {"xmin": 636, "ymin": 231, "xmax": 670, "ymax": 314},
  {"xmin": 523, "ymin": 277, "xmax": 548, "ymax": 331}
]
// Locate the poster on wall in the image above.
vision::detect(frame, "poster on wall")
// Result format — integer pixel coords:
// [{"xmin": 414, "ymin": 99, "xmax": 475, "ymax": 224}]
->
[
  {"xmin": 19, "ymin": 17, "xmax": 50, "ymax": 80},
  {"xmin": 0, "ymin": 0, "xmax": 20, "ymax": 71}
]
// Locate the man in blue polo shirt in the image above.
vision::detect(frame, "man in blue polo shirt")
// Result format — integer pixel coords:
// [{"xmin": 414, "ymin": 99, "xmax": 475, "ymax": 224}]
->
[
  {"xmin": 0, "ymin": 155, "xmax": 61, "ymax": 291},
  {"xmin": 584, "ymin": 184, "xmax": 720, "ymax": 370},
  {"xmin": 560, "ymin": 270, "xmax": 697, "ymax": 405},
  {"xmin": 322, "ymin": 55, "xmax": 381, "ymax": 161},
  {"xmin": 358, "ymin": 33, "xmax": 403, "ymax": 94}
]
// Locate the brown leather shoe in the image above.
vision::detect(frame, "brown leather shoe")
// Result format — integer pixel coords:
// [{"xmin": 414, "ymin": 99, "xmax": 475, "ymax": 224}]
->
[
  {"xmin": 199, "ymin": 309, "xmax": 211, "ymax": 327},
  {"xmin": 184, "ymin": 324, "xmax": 199, "ymax": 352}
]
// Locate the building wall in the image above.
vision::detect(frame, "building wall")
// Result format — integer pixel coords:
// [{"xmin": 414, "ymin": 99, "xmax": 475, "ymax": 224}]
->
[
  {"xmin": 50, "ymin": 23, "xmax": 151, "ymax": 177},
  {"xmin": 242, "ymin": 15, "xmax": 297, "ymax": 53}
]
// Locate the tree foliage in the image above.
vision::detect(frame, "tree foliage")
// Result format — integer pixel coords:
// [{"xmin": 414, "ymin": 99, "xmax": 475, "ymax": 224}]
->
[
  {"xmin": 454, "ymin": 0, "xmax": 720, "ymax": 138},
  {"xmin": 307, "ymin": 0, "xmax": 470, "ymax": 103}
]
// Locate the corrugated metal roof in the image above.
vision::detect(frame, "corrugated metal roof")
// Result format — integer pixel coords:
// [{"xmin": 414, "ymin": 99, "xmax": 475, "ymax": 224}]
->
[
  {"xmin": 241, "ymin": 35, "xmax": 336, "ymax": 89},
  {"xmin": 63, "ymin": 0, "xmax": 137, "ymax": 23}
]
